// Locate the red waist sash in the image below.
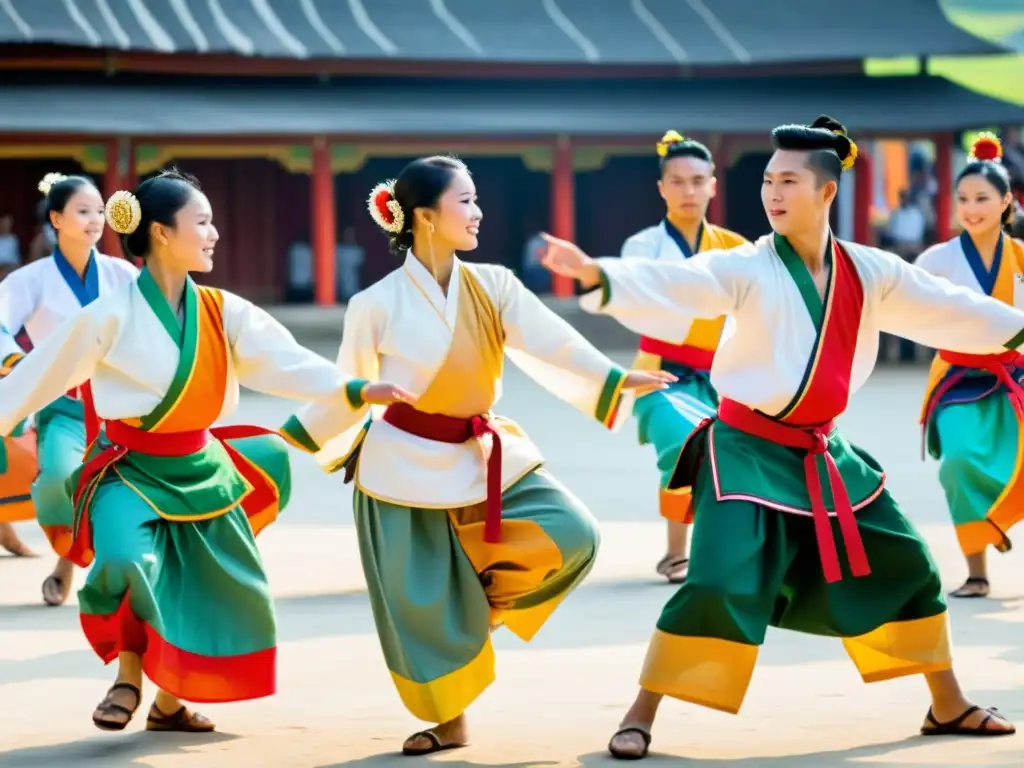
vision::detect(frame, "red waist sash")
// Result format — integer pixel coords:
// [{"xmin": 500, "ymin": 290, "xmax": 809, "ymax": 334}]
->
[
  {"xmin": 931, "ymin": 350, "xmax": 1024, "ymax": 419},
  {"xmin": 383, "ymin": 402, "xmax": 503, "ymax": 544},
  {"xmin": 717, "ymin": 399, "xmax": 870, "ymax": 583},
  {"xmin": 68, "ymin": 381, "xmax": 101, "ymax": 447},
  {"xmin": 639, "ymin": 337, "xmax": 714, "ymax": 371}
]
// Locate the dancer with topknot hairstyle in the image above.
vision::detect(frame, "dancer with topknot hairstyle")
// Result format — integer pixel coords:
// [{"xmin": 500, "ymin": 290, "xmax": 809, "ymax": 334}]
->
[
  {"xmin": 916, "ymin": 132, "xmax": 1024, "ymax": 598},
  {"xmin": 0, "ymin": 172, "xmax": 137, "ymax": 604},
  {"xmin": 544, "ymin": 116, "xmax": 1018, "ymax": 759},
  {"xmin": 619, "ymin": 131, "xmax": 748, "ymax": 584}
]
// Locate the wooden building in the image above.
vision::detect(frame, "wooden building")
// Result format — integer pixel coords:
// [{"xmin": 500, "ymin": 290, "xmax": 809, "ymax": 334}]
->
[{"xmin": 0, "ymin": 0, "xmax": 1021, "ymax": 301}]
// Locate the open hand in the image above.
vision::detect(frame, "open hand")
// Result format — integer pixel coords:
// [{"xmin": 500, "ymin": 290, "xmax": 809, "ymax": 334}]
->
[
  {"xmin": 361, "ymin": 382, "xmax": 417, "ymax": 406},
  {"xmin": 621, "ymin": 369, "xmax": 678, "ymax": 396},
  {"xmin": 540, "ymin": 233, "xmax": 602, "ymax": 289}
]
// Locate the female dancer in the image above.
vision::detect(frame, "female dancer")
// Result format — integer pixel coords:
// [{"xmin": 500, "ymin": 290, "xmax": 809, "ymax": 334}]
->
[
  {"xmin": 0, "ymin": 173, "xmax": 137, "ymax": 604},
  {"xmin": 281, "ymin": 156, "xmax": 673, "ymax": 755},
  {"xmin": 917, "ymin": 133, "xmax": 1023, "ymax": 598},
  {"xmin": 622, "ymin": 131, "xmax": 747, "ymax": 583},
  {"xmin": 0, "ymin": 170, "xmax": 409, "ymax": 732}
]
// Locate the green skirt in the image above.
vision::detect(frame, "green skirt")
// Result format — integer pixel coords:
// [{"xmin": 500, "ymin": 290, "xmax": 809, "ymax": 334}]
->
[
  {"xmin": 634, "ymin": 365, "xmax": 717, "ymax": 522},
  {"xmin": 354, "ymin": 467, "xmax": 599, "ymax": 724},
  {"xmin": 641, "ymin": 447, "xmax": 951, "ymax": 715},
  {"xmin": 932, "ymin": 395, "xmax": 1024, "ymax": 556},
  {"xmin": 77, "ymin": 434, "xmax": 290, "ymax": 704},
  {"xmin": 33, "ymin": 397, "xmax": 86, "ymax": 556}
]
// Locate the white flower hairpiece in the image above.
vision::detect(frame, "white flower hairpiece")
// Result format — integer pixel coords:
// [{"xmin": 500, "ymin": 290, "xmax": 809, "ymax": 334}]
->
[
  {"xmin": 104, "ymin": 190, "xmax": 142, "ymax": 235},
  {"xmin": 38, "ymin": 172, "xmax": 69, "ymax": 196},
  {"xmin": 367, "ymin": 180, "xmax": 405, "ymax": 234}
]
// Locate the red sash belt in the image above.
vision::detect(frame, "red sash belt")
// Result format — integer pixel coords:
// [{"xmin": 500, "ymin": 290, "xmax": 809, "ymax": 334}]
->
[
  {"xmin": 69, "ymin": 381, "xmax": 101, "ymax": 446},
  {"xmin": 383, "ymin": 401, "xmax": 504, "ymax": 544},
  {"xmin": 936, "ymin": 350, "xmax": 1024, "ymax": 418},
  {"xmin": 717, "ymin": 399, "xmax": 870, "ymax": 583},
  {"xmin": 639, "ymin": 337, "xmax": 714, "ymax": 371}
]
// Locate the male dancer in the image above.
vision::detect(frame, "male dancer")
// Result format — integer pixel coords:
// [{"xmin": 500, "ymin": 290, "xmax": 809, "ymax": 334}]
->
[
  {"xmin": 543, "ymin": 115, "xmax": 1018, "ymax": 759},
  {"xmin": 622, "ymin": 131, "xmax": 747, "ymax": 583}
]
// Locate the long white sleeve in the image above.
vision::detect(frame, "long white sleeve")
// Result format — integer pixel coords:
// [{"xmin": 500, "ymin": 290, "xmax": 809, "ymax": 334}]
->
[
  {"xmin": 0, "ymin": 266, "xmax": 38, "ymax": 340},
  {"xmin": 280, "ymin": 291, "xmax": 379, "ymax": 456},
  {"xmin": 580, "ymin": 247, "xmax": 751, "ymax": 341},
  {"xmin": 498, "ymin": 268, "xmax": 631, "ymax": 429},
  {"xmin": 877, "ymin": 250, "xmax": 1024, "ymax": 352},
  {"xmin": 222, "ymin": 290, "xmax": 360, "ymax": 404},
  {"xmin": 0, "ymin": 302, "xmax": 117, "ymax": 435}
]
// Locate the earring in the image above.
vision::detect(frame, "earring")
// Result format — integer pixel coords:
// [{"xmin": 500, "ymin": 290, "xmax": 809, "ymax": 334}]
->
[{"xmin": 428, "ymin": 223, "xmax": 435, "ymax": 234}]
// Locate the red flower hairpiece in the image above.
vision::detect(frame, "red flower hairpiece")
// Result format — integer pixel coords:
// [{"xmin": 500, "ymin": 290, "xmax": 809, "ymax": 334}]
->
[
  {"xmin": 367, "ymin": 180, "xmax": 404, "ymax": 234},
  {"xmin": 970, "ymin": 132, "xmax": 1003, "ymax": 163}
]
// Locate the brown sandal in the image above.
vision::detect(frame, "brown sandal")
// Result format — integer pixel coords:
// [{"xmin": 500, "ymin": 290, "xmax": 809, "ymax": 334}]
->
[
  {"xmin": 92, "ymin": 682, "xmax": 141, "ymax": 731},
  {"xmin": 655, "ymin": 555, "xmax": 688, "ymax": 584},
  {"xmin": 921, "ymin": 705, "xmax": 1015, "ymax": 736},
  {"xmin": 401, "ymin": 729, "xmax": 467, "ymax": 756},
  {"xmin": 608, "ymin": 723, "xmax": 652, "ymax": 760},
  {"xmin": 145, "ymin": 703, "xmax": 216, "ymax": 732},
  {"xmin": 948, "ymin": 577, "xmax": 990, "ymax": 599}
]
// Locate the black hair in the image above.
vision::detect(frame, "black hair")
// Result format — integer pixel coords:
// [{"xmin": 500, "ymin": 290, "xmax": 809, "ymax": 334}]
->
[
  {"xmin": 1011, "ymin": 205, "xmax": 1024, "ymax": 239},
  {"xmin": 43, "ymin": 175, "xmax": 98, "ymax": 220},
  {"xmin": 660, "ymin": 138, "xmax": 714, "ymax": 177},
  {"xmin": 956, "ymin": 157, "xmax": 1015, "ymax": 232},
  {"xmin": 121, "ymin": 168, "xmax": 202, "ymax": 259},
  {"xmin": 770, "ymin": 115, "xmax": 855, "ymax": 186},
  {"xmin": 387, "ymin": 155, "xmax": 468, "ymax": 256}
]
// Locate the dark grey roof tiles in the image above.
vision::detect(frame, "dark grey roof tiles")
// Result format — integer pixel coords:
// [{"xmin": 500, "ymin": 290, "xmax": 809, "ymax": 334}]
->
[
  {"xmin": 0, "ymin": 0, "xmax": 1005, "ymax": 64},
  {"xmin": 1, "ymin": 74, "xmax": 1020, "ymax": 135}
]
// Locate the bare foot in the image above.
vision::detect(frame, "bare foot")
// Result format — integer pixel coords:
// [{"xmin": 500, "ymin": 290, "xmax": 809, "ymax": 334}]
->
[
  {"xmin": 923, "ymin": 702, "xmax": 1015, "ymax": 735},
  {"xmin": 92, "ymin": 681, "xmax": 141, "ymax": 731},
  {"xmin": 0, "ymin": 522, "xmax": 34, "ymax": 557},
  {"xmin": 402, "ymin": 713, "xmax": 469, "ymax": 755},
  {"xmin": 42, "ymin": 557, "xmax": 74, "ymax": 606}
]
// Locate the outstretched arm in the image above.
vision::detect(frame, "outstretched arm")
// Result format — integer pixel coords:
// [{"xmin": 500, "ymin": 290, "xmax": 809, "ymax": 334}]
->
[
  {"xmin": 276, "ymin": 292, "xmax": 409, "ymax": 465},
  {"xmin": 543, "ymin": 234, "xmax": 749, "ymax": 342},
  {"xmin": 0, "ymin": 305, "xmax": 116, "ymax": 435},
  {"xmin": 877, "ymin": 251, "xmax": 1024, "ymax": 352},
  {"xmin": 498, "ymin": 268, "xmax": 672, "ymax": 431}
]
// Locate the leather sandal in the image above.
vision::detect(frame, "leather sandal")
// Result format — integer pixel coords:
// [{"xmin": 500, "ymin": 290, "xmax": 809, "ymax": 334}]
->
[{"xmin": 92, "ymin": 682, "xmax": 141, "ymax": 731}]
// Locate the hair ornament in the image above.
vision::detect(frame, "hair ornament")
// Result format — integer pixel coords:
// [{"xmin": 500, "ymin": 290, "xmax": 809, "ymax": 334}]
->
[
  {"xmin": 970, "ymin": 132, "xmax": 1003, "ymax": 163},
  {"xmin": 38, "ymin": 172, "xmax": 68, "ymax": 196},
  {"xmin": 656, "ymin": 130, "xmax": 685, "ymax": 158},
  {"xmin": 105, "ymin": 190, "xmax": 142, "ymax": 235},
  {"xmin": 368, "ymin": 180, "xmax": 405, "ymax": 234},
  {"xmin": 828, "ymin": 129, "xmax": 858, "ymax": 171}
]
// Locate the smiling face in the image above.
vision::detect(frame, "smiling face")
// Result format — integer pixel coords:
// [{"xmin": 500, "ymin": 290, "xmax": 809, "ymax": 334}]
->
[
  {"xmin": 151, "ymin": 189, "xmax": 219, "ymax": 273},
  {"xmin": 50, "ymin": 184, "xmax": 105, "ymax": 250},
  {"xmin": 420, "ymin": 168, "xmax": 482, "ymax": 252},
  {"xmin": 658, "ymin": 155, "xmax": 716, "ymax": 223},
  {"xmin": 761, "ymin": 150, "xmax": 836, "ymax": 237},
  {"xmin": 956, "ymin": 173, "xmax": 1012, "ymax": 238}
]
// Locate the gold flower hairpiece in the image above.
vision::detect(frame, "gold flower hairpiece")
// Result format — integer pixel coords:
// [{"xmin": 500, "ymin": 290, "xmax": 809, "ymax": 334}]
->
[
  {"xmin": 656, "ymin": 130, "xmax": 685, "ymax": 158},
  {"xmin": 105, "ymin": 190, "xmax": 142, "ymax": 235},
  {"xmin": 38, "ymin": 172, "xmax": 68, "ymax": 196},
  {"xmin": 368, "ymin": 180, "xmax": 404, "ymax": 234}
]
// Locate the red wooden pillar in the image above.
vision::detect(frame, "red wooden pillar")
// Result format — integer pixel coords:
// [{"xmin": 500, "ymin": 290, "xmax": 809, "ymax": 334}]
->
[
  {"xmin": 102, "ymin": 137, "xmax": 135, "ymax": 259},
  {"xmin": 551, "ymin": 135, "xmax": 575, "ymax": 297},
  {"xmin": 709, "ymin": 135, "xmax": 729, "ymax": 226},
  {"xmin": 935, "ymin": 133, "xmax": 953, "ymax": 243},
  {"xmin": 853, "ymin": 144, "xmax": 873, "ymax": 245},
  {"xmin": 311, "ymin": 137, "xmax": 336, "ymax": 306}
]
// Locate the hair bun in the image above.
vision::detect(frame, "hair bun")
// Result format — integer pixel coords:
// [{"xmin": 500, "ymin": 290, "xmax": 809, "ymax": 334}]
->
[
  {"xmin": 970, "ymin": 132, "xmax": 1003, "ymax": 162},
  {"xmin": 811, "ymin": 115, "xmax": 846, "ymax": 134}
]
